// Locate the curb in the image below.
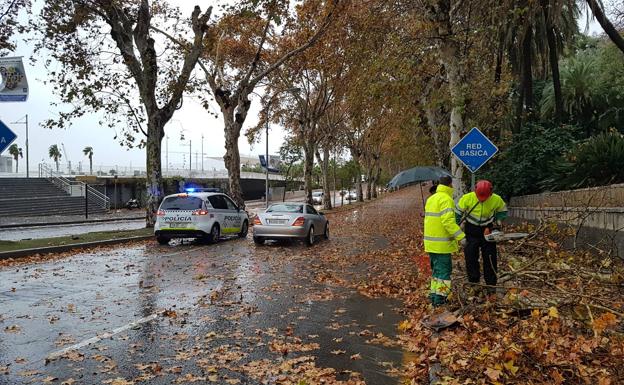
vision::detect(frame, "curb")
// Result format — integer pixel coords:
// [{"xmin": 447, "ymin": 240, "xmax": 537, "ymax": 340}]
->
[
  {"xmin": 0, "ymin": 217, "xmax": 145, "ymax": 229},
  {"xmin": 0, "ymin": 235, "xmax": 153, "ymax": 260}
]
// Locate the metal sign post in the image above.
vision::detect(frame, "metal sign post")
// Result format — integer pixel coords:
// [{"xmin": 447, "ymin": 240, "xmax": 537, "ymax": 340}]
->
[{"xmin": 451, "ymin": 127, "xmax": 498, "ymax": 189}]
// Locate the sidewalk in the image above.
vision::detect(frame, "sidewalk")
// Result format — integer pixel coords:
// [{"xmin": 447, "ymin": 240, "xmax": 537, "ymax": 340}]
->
[{"xmin": 0, "ymin": 210, "xmax": 144, "ymax": 228}]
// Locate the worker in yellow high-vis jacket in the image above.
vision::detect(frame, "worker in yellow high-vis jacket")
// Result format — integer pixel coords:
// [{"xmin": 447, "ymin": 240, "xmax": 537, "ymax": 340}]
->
[
  {"xmin": 423, "ymin": 176, "xmax": 466, "ymax": 306},
  {"xmin": 455, "ymin": 180, "xmax": 508, "ymax": 295}
]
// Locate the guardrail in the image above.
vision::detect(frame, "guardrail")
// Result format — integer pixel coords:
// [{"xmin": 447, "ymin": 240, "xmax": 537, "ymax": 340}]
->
[{"xmin": 38, "ymin": 164, "xmax": 110, "ymax": 211}]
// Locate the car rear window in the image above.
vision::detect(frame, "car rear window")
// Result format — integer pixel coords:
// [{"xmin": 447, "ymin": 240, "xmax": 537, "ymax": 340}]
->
[
  {"xmin": 160, "ymin": 196, "xmax": 203, "ymax": 210},
  {"xmin": 207, "ymin": 195, "xmax": 228, "ymax": 210},
  {"xmin": 267, "ymin": 204, "xmax": 303, "ymax": 213}
]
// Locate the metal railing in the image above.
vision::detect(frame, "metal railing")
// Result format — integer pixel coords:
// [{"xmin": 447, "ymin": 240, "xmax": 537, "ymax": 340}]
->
[
  {"xmin": 35, "ymin": 162, "xmax": 303, "ymax": 182},
  {"xmin": 38, "ymin": 163, "xmax": 110, "ymax": 211}
]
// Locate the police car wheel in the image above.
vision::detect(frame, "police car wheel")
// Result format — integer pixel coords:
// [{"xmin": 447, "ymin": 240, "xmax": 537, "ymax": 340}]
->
[
  {"xmin": 238, "ymin": 220, "xmax": 249, "ymax": 238},
  {"xmin": 156, "ymin": 236, "xmax": 170, "ymax": 245},
  {"xmin": 253, "ymin": 236, "xmax": 264, "ymax": 245},
  {"xmin": 306, "ymin": 226, "xmax": 315, "ymax": 246},
  {"xmin": 207, "ymin": 224, "xmax": 220, "ymax": 244}
]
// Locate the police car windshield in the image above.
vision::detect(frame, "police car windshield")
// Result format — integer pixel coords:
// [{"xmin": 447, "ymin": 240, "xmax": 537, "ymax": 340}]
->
[
  {"xmin": 160, "ymin": 196, "xmax": 203, "ymax": 210},
  {"xmin": 266, "ymin": 204, "xmax": 303, "ymax": 213}
]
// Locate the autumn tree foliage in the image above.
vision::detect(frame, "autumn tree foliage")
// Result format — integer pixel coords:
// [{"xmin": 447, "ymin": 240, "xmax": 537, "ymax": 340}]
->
[
  {"xmin": 0, "ymin": 0, "xmax": 29, "ymax": 53},
  {"xmin": 34, "ymin": 0, "xmax": 212, "ymax": 225},
  {"xmin": 195, "ymin": 0, "xmax": 340, "ymax": 208}
]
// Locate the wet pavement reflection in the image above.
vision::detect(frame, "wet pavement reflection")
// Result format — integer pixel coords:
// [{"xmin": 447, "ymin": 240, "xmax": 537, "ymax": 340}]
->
[
  {"xmin": 0, "ymin": 220, "xmax": 146, "ymax": 241},
  {"xmin": 0, "ymin": 194, "xmax": 413, "ymax": 385}
]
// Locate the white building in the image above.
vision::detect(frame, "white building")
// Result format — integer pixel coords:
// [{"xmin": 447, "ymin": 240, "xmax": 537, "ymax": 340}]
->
[{"xmin": 0, "ymin": 155, "xmax": 13, "ymax": 173}]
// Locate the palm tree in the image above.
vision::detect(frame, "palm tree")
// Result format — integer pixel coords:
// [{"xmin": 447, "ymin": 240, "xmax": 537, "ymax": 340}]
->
[
  {"xmin": 8, "ymin": 144, "xmax": 23, "ymax": 173},
  {"xmin": 83, "ymin": 146, "xmax": 94, "ymax": 175},
  {"xmin": 48, "ymin": 144, "xmax": 62, "ymax": 173},
  {"xmin": 501, "ymin": 0, "xmax": 578, "ymax": 127}
]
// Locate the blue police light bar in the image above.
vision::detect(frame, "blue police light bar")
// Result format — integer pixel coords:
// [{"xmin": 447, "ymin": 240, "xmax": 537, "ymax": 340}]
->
[{"xmin": 185, "ymin": 187, "xmax": 221, "ymax": 193}]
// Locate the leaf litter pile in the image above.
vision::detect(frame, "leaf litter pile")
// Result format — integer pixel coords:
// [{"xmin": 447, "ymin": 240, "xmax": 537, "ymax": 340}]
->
[
  {"xmin": 1, "ymin": 186, "xmax": 623, "ymax": 384},
  {"xmin": 349, "ymin": 188, "xmax": 624, "ymax": 384}
]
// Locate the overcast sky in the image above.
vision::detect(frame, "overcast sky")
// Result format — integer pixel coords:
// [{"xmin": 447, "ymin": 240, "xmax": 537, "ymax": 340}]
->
[
  {"xmin": 0, "ymin": 2, "xmax": 605, "ymax": 175},
  {"xmin": 1, "ymin": 1, "xmax": 281, "ymax": 174}
]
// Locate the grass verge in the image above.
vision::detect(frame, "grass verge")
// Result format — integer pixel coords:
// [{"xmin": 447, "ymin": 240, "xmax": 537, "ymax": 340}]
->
[{"xmin": 0, "ymin": 228, "xmax": 153, "ymax": 253}]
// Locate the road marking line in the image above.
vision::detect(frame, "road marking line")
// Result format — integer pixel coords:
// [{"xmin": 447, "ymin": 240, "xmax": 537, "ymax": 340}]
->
[
  {"xmin": 46, "ymin": 311, "xmax": 163, "ymax": 363},
  {"xmin": 46, "ymin": 245, "xmax": 207, "ymax": 363}
]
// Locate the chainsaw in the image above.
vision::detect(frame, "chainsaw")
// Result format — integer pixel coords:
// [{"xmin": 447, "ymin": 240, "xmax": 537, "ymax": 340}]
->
[{"xmin": 484, "ymin": 229, "xmax": 529, "ymax": 242}]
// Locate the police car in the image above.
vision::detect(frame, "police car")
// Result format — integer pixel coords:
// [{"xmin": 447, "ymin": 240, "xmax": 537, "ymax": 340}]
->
[{"xmin": 154, "ymin": 189, "xmax": 249, "ymax": 245}]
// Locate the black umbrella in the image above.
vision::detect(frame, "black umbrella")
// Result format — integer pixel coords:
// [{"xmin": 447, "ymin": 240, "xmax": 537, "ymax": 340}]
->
[{"xmin": 387, "ymin": 166, "xmax": 452, "ymax": 207}]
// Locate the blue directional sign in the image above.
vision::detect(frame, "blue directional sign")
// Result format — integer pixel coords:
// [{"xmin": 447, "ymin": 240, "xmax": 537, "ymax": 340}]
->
[
  {"xmin": 0, "ymin": 119, "xmax": 17, "ymax": 155},
  {"xmin": 451, "ymin": 127, "xmax": 498, "ymax": 173}
]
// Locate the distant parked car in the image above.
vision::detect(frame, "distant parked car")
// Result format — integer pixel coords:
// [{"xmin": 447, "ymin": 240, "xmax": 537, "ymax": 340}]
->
[
  {"xmin": 312, "ymin": 191, "xmax": 324, "ymax": 205},
  {"xmin": 347, "ymin": 190, "xmax": 357, "ymax": 200},
  {"xmin": 253, "ymin": 203, "xmax": 329, "ymax": 246},
  {"xmin": 125, "ymin": 198, "xmax": 140, "ymax": 210},
  {"xmin": 154, "ymin": 190, "xmax": 248, "ymax": 245}
]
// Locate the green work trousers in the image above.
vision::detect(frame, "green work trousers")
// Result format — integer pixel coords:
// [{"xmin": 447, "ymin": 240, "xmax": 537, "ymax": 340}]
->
[{"xmin": 429, "ymin": 253, "xmax": 452, "ymax": 306}]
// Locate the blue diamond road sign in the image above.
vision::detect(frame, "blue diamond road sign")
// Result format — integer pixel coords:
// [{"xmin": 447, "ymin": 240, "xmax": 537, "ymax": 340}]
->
[
  {"xmin": 0, "ymin": 119, "xmax": 17, "ymax": 155},
  {"xmin": 451, "ymin": 127, "xmax": 498, "ymax": 173}
]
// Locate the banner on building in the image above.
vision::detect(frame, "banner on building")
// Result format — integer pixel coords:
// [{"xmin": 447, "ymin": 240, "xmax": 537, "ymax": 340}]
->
[{"xmin": 0, "ymin": 57, "xmax": 29, "ymax": 102}]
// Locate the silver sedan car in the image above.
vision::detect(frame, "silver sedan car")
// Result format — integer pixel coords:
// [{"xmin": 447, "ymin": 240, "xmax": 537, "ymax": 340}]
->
[{"xmin": 252, "ymin": 203, "xmax": 329, "ymax": 246}]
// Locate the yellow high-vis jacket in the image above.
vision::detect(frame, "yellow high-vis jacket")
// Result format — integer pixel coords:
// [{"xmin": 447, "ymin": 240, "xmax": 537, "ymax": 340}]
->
[
  {"xmin": 455, "ymin": 192, "xmax": 508, "ymax": 227},
  {"xmin": 424, "ymin": 184, "xmax": 465, "ymax": 253}
]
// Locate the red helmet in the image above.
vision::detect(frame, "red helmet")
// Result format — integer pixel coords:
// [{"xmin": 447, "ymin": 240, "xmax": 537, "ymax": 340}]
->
[{"xmin": 475, "ymin": 180, "xmax": 493, "ymax": 202}]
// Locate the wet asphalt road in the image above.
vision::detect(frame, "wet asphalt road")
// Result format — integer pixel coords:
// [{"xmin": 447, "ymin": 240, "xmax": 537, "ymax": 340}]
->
[
  {"xmin": 0, "ymin": 220, "xmax": 146, "ymax": 241},
  {"xmin": 0, "ymin": 193, "xmax": 416, "ymax": 385}
]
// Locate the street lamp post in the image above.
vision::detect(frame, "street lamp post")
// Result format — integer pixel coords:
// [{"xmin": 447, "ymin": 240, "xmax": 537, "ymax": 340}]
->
[
  {"xmin": 265, "ymin": 114, "xmax": 270, "ymax": 208},
  {"xmin": 201, "ymin": 134, "xmax": 204, "ymax": 173}
]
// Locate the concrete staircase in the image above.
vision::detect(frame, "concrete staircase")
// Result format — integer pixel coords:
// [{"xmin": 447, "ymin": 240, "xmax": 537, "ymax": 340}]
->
[{"xmin": 0, "ymin": 178, "xmax": 107, "ymax": 217}]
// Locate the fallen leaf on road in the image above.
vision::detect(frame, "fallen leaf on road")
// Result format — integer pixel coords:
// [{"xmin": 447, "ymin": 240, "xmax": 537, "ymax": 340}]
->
[
  {"xmin": 397, "ymin": 320, "xmax": 412, "ymax": 332},
  {"xmin": 548, "ymin": 307, "xmax": 559, "ymax": 318},
  {"xmin": 485, "ymin": 367, "xmax": 502, "ymax": 381},
  {"xmin": 173, "ymin": 374, "xmax": 206, "ymax": 383},
  {"xmin": 61, "ymin": 379, "xmax": 76, "ymax": 385},
  {"xmin": 103, "ymin": 378, "xmax": 134, "ymax": 385},
  {"xmin": 0, "ymin": 365, "xmax": 8, "ymax": 375},
  {"xmin": 17, "ymin": 370, "xmax": 40, "ymax": 377},
  {"xmin": 598, "ymin": 377, "xmax": 612, "ymax": 385},
  {"xmin": 503, "ymin": 360, "xmax": 519, "ymax": 376},
  {"xmin": 331, "ymin": 350, "xmax": 346, "ymax": 355},
  {"xmin": 42, "ymin": 376, "xmax": 58, "ymax": 383},
  {"xmin": 350, "ymin": 353, "xmax": 362, "ymax": 360},
  {"xmin": 4, "ymin": 325, "xmax": 21, "ymax": 333},
  {"xmin": 163, "ymin": 309, "xmax": 177, "ymax": 318}
]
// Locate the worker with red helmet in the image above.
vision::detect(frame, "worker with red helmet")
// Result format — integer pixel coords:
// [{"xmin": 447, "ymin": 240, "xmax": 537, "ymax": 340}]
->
[{"xmin": 455, "ymin": 180, "xmax": 508, "ymax": 296}]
